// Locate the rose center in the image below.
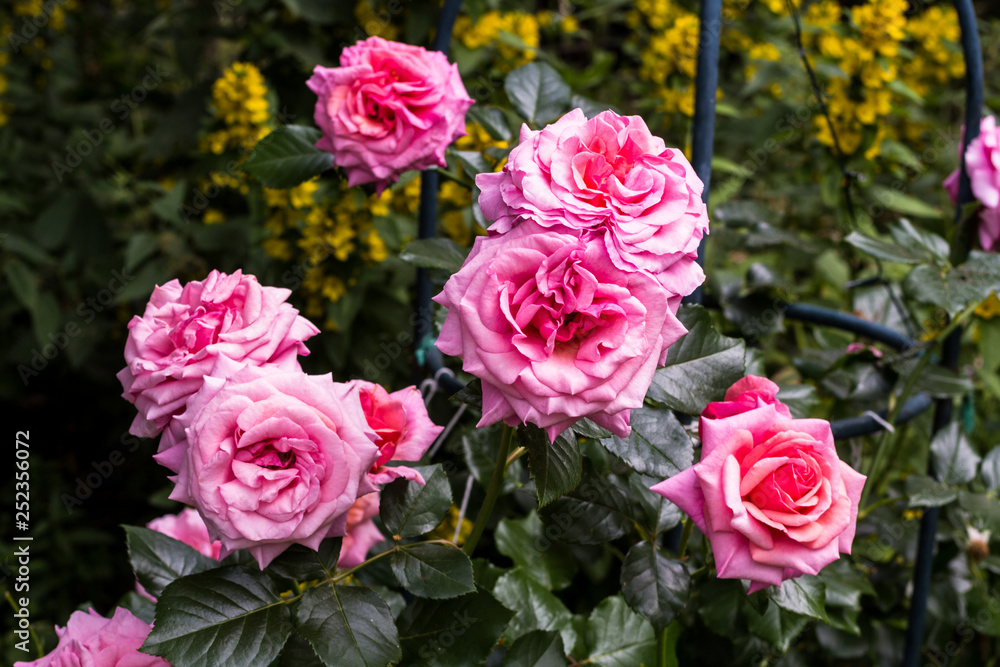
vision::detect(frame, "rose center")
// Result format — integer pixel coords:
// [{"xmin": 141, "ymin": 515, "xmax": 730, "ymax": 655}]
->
[
  {"xmin": 235, "ymin": 439, "xmax": 297, "ymax": 470},
  {"xmin": 748, "ymin": 459, "xmax": 818, "ymax": 513}
]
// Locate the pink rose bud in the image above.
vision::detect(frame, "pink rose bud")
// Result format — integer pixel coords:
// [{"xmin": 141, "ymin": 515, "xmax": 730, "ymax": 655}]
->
[
  {"xmin": 476, "ymin": 108, "xmax": 709, "ymax": 316},
  {"xmin": 117, "ymin": 269, "xmax": 319, "ymax": 438},
  {"xmin": 162, "ymin": 356, "xmax": 380, "ymax": 569},
  {"xmin": 13, "ymin": 607, "xmax": 170, "ymax": 667},
  {"xmin": 339, "ymin": 380, "xmax": 444, "ymax": 485},
  {"xmin": 339, "ymin": 494, "xmax": 385, "ymax": 568},
  {"xmin": 652, "ymin": 376, "xmax": 866, "ymax": 593},
  {"xmin": 307, "ymin": 36, "xmax": 474, "ymax": 192},
  {"xmin": 434, "ymin": 221, "xmax": 688, "ymax": 442}
]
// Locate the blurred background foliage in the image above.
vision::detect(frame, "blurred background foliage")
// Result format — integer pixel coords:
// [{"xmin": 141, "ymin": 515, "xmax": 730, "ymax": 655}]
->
[{"xmin": 2, "ymin": 0, "xmax": 1000, "ymax": 664}]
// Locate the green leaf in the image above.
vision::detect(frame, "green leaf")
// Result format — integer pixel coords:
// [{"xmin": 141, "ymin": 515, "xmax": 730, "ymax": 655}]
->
[
  {"xmin": 493, "ymin": 569, "xmax": 573, "ymax": 647},
  {"xmin": 462, "ymin": 426, "xmax": 523, "ymax": 494},
  {"xmin": 266, "ymin": 538, "xmax": 342, "ymax": 582},
  {"xmin": 930, "ymin": 422, "xmax": 981, "ymax": 485},
  {"xmin": 34, "ymin": 193, "xmax": 80, "ymax": 250},
  {"xmin": 906, "ymin": 475, "xmax": 959, "ymax": 507},
  {"xmin": 584, "ymin": 596, "xmax": 657, "ymax": 667},
  {"xmin": 867, "ymin": 184, "xmax": 942, "ymax": 219},
  {"xmin": 151, "ymin": 179, "xmax": 188, "ymax": 226},
  {"xmin": 397, "ymin": 588, "xmax": 514, "ymax": 666},
  {"xmin": 540, "ymin": 463, "xmax": 633, "ymax": 544},
  {"xmin": 3, "ymin": 257, "xmax": 37, "ymax": 311},
  {"xmin": 599, "ymin": 405, "xmax": 693, "ymax": 479},
  {"xmin": 242, "ymin": 125, "xmax": 332, "ymax": 188},
  {"xmin": 912, "ymin": 364, "xmax": 975, "ymax": 398},
  {"xmin": 620, "ymin": 542, "xmax": 689, "ymax": 631},
  {"xmin": 124, "ymin": 526, "xmax": 220, "ymax": 600},
  {"xmin": 452, "ymin": 150, "xmax": 492, "ymax": 176},
  {"xmin": 889, "ymin": 219, "xmax": 949, "ymax": 263},
  {"xmin": 502, "ymin": 630, "xmax": 565, "ymax": 667},
  {"xmin": 390, "ymin": 543, "xmax": 475, "ymax": 599},
  {"xmin": 142, "ymin": 566, "xmax": 293, "ymax": 667},
  {"xmin": 572, "ymin": 418, "xmax": 613, "ymax": 440},
  {"xmin": 124, "ymin": 232, "xmax": 160, "ymax": 273},
  {"xmin": 399, "ymin": 238, "xmax": 469, "ymax": 273},
  {"xmin": 277, "ymin": 0, "xmax": 338, "ymax": 23},
  {"xmin": 629, "ymin": 474, "xmax": 682, "ymax": 536},
  {"xmin": 697, "ymin": 578, "xmax": 745, "ymax": 632},
  {"xmin": 647, "ymin": 305, "xmax": 746, "ymax": 414},
  {"xmin": 495, "ymin": 513, "xmax": 578, "ymax": 590},
  {"xmin": 771, "ymin": 576, "xmax": 828, "ymax": 622},
  {"xmin": 504, "ymin": 62, "xmax": 571, "ymax": 124},
  {"xmin": 747, "ymin": 603, "xmax": 809, "ymax": 653},
  {"xmin": 466, "ymin": 105, "xmax": 512, "ymax": 142},
  {"xmin": 294, "ymin": 585, "xmax": 401, "ymax": 667},
  {"xmin": 904, "ymin": 252, "xmax": 1000, "ymax": 316},
  {"xmin": 520, "ymin": 425, "xmax": 583, "ymax": 507},
  {"xmin": 380, "ymin": 465, "xmax": 453, "ymax": 539},
  {"xmin": 981, "ymin": 447, "xmax": 1000, "ymax": 493},
  {"xmin": 845, "ymin": 231, "xmax": 924, "ymax": 264},
  {"xmin": 275, "ymin": 635, "xmax": 324, "ymax": 666},
  {"xmin": 2, "ymin": 233, "xmax": 54, "ymax": 265}
]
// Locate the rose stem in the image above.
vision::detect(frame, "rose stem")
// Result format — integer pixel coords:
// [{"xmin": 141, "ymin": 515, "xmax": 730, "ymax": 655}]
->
[
  {"xmin": 463, "ymin": 424, "xmax": 514, "ymax": 556},
  {"xmin": 677, "ymin": 517, "xmax": 694, "ymax": 560}
]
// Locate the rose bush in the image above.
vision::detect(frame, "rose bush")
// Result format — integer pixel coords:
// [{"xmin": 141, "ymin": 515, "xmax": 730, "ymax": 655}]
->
[
  {"xmin": 117, "ymin": 270, "xmax": 319, "ymax": 438},
  {"xmin": 13, "ymin": 607, "xmax": 169, "ymax": 667},
  {"xmin": 476, "ymin": 108, "xmax": 709, "ymax": 309},
  {"xmin": 652, "ymin": 376, "xmax": 867, "ymax": 592},
  {"xmin": 158, "ymin": 356, "xmax": 379, "ymax": 568},
  {"xmin": 434, "ymin": 221, "xmax": 687, "ymax": 441},
  {"xmin": 307, "ymin": 36, "xmax": 474, "ymax": 192}
]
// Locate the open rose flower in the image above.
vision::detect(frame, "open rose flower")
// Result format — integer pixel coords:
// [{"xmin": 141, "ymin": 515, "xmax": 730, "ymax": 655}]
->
[
  {"xmin": 340, "ymin": 380, "xmax": 443, "ymax": 484},
  {"xmin": 477, "ymin": 108, "xmax": 708, "ymax": 306},
  {"xmin": 652, "ymin": 376, "xmax": 866, "ymax": 592},
  {"xmin": 944, "ymin": 116, "xmax": 1000, "ymax": 251},
  {"xmin": 117, "ymin": 270, "xmax": 319, "ymax": 438},
  {"xmin": 14, "ymin": 607, "xmax": 170, "ymax": 667},
  {"xmin": 307, "ymin": 36, "xmax": 474, "ymax": 192},
  {"xmin": 162, "ymin": 356, "xmax": 379, "ymax": 568},
  {"xmin": 147, "ymin": 507, "xmax": 222, "ymax": 559},
  {"xmin": 434, "ymin": 221, "xmax": 687, "ymax": 442},
  {"xmin": 339, "ymin": 494, "xmax": 385, "ymax": 568}
]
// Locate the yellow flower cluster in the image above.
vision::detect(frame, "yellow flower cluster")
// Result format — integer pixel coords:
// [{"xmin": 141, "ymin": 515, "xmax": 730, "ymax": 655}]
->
[
  {"xmin": 977, "ymin": 293, "xmax": 1000, "ymax": 321},
  {"xmin": 201, "ymin": 62, "xmax": 272, "ymax": 155},
  {"xmin": 13, "ymin": 0, "xmax": 75, "ymax": 31},
  {"xmin": 261, "ymin": 179, "xmax": 391, "ymax": 322},
  {"xmin": 454, "ymin": 11, "xmax": 540, "ymax": 70},
  {"xmin": 805, "ymin": 0, "xmax": 963, "ymax": 159}
]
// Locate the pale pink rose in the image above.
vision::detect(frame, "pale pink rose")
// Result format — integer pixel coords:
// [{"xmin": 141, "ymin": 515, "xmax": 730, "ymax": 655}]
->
[
  {"xmin": 943, "ymin": 116, "xmax": 1000, "ymax": 252},
  {"xmin": 476, "ymin": 108, "xmax": 708, "ymax": 309},
  {"xmin": 14, "ymin": 607, "xmax": 170, "ymax": 667},
  {"xmin": 307, "ymin": 36, "xmax": 474, "ymax": 192},
  {"xmin": 338, "ymin": 494, "xmax": 385, "ymax": 568},
  {"xmin": 340, "ymin": 380, "xmax": 444, "ymax": 485},
  {"xmin": 162, "ymin": 356, "xmax": 380, "ymax": 569},
  {"xmin": 651, "ymin": 376, "xmax": 866, "ymax": 593},
  {"xmin": 147, "ymin": 508, "xmax": 222, "ymax": 559},
  {"xmin": 117, "ymin": 270, "xmax": 319, "ymax": 438},
  {"xmin": 433, "ymin": 221, "xmax": 687, "ymax": 442},
  {"xmin": 700, "ymin": 375, "xmax": 792, "ymax": 429}
]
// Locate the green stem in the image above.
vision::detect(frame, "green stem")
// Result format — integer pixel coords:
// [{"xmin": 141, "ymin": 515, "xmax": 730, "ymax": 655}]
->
[
  {"xmin": 506, "ymin": 445, "xmax": 527, "ymax": 468},
  {"xmin": 658, "ymin": 625, "xmax": 669, "ymax": 667},
  {"xmin": 464, "ymin": 424, "xmax": 514, "ymax": 556},
  {"xmin": 677, "ymin": 517, "xmax": 694, "ymax": 560},
  {"xmin": 861, "ymin": 300, "xmax": 977, "ymax": 510}
]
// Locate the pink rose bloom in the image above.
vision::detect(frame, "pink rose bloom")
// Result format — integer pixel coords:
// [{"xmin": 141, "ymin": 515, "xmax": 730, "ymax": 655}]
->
[
  {"xmin": 161, "ymin": 357, "xmax": 380, "ymax": 569},
  {"xmin": 307, "ymin": 36, "xmax": 474, "ymax": 192},
  {"xmin": 700, "ymin": 375, "xmax": 792, "ymax": 426},
  {"xmin": 338, "ymin": 494, "xmax": 385, "ymax": 568},
  {"xmin": 340, "ymin": 380, "xmax": 444, "ymax": 485},
  {"xmin": 434, "ymin": 221, "xmax": 687, "ymax": 442},
  {"xmin": 147, "ymin": 508, "xmax": 222, "ymax": 559},
  {"xmin": 651, "ymin": 376, "xmax": 866, "ymax": 593},
  {"xmin": 14, "ymin": 607, "xmax": 170, "ymax": 667},
  {"xmin": 944, "ymin": 116, "xmax": 1000, "ymax": 252},
  {"xmin": 117, "ymin": 270, "xmax": 319, "ymax": 438},
  {"xmin": 476, "ymin": 108, "xmax": 708, "ymax": 306}
]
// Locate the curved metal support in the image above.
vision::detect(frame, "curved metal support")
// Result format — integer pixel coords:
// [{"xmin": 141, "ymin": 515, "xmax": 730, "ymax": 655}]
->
[
  {"xmin": 783, "ymin": 303, "xmax": 917, "ymax": 351},
  {"xmin": 902, "ymin": 2, "xmax": 983, "ymax": 665},
  {"xmin": 416, "ymin": 0, "xmax": 464, "ymax": 386},
  {"xmin": 684, "ymin": 0, "xmax": 723, "ymax": 307}
]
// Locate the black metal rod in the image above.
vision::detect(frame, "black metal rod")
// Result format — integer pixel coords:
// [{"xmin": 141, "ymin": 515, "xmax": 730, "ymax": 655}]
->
[
  {"xmin": 683, "ymin": 0, "xmax": 723, "ymax": 307},
  {"xmin": 783, "ymin": 303, "xmax": 917, "ymax": 351},
  {"xmin": 902, "ymin": 2, "xmax": 983, "ymax": 665},
  {"xmin": 830, "ymin": 393, "xmax": 932, "ymax": 440}
]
